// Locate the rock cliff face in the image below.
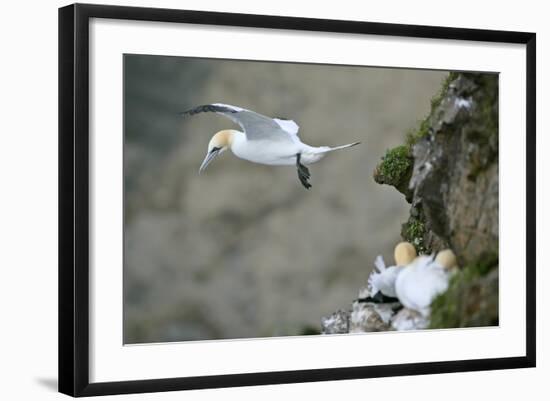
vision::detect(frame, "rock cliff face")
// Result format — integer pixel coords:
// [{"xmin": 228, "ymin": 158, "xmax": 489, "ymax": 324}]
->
[
  {"xmin": 403, "ymin": 73, "xmax": 499, "ymax": 265},
  {"xmin": 323, "ymin": 73, "xmax": 499, "ymax": 333}
]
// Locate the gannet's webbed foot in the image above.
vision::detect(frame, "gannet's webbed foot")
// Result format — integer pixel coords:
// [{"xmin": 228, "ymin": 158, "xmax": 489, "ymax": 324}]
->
[{"xmin": 296, "ymin": 154, "xmax": 312, "ymax": 189}]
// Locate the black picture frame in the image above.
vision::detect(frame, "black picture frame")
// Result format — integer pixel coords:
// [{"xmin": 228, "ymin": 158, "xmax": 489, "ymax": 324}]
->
[{"xmin": 58, "ymin": 3, "xmax": 536, "ymax": 397}]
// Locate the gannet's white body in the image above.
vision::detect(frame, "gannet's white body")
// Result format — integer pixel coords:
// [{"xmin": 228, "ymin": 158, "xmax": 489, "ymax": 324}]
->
[
  {"xmin": 369, "ymin": 255, "xmax": 405, "ymax": 298},
  {"xmin": 395, "ymin": 250, "xmax": 458, "ymax": 317},
  {"xmin": 368, "ymin": 242, "xmax": 417, "ymax": 298},
  {"xmin": 229, "ymin": 129, "xmax": 331, "ymax": 166},
  {"xmin": 182, "ymin": 103, "xmax": 360, "ymax": 188}
]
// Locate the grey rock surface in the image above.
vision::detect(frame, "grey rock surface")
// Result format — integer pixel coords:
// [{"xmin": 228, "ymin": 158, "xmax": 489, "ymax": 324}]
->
[
  {"xmin": 391, "ymin": 308, "xmax": 429, "ymax": 331},
  {"xmin": 321, "ymin": 310, "xmax": 350, "ymax": 334},
  {"xmin": 349, "ymin": 301, "xmax": 396, "ymax": 332},
  {"xmin": 407, "ymin": 73, "xmax": 499, "ymax": 265}
]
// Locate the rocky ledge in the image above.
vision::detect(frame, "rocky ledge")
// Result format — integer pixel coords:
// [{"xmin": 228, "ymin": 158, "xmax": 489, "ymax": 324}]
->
[{"xmin": 323, "ymin": 72, "xmax": 499, "ymax": 333}]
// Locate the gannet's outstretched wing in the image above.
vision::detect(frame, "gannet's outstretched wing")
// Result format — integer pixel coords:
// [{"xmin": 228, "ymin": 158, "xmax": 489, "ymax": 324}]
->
[{"xmin": 181, "ymin": 103, "xmax": 300, "ymax": 143}]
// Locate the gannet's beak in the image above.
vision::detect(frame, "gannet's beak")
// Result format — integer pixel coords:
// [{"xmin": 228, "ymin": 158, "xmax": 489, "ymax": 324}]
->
[{"xmin": 199, "ymin": 148, "xmax": 220, "ymax": 174}]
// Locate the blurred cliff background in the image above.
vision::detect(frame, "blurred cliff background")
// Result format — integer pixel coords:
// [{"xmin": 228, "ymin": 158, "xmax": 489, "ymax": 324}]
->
[{"xmin": 123, "ymin": 54, "xmax": 446, "ymax": 343}]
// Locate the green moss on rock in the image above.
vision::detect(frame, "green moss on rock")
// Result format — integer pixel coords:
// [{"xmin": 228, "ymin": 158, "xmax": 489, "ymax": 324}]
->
[
  {"xmin": 405, "ymin": 72, "xmax": 459, "ymax": 148},
  {"xmin": 375, "ymin": 72, "xmax": 463, "ymax": 200},
  {"xmin": 373, "ymin": 145, "xmax": 413, "ymax": 201},
  {"xmin": 431, "ymin": 71, "xmax": 459, "ymax": 110},
  {"xmin": 429, "ymin": 254, "xmax": 498, "ymax": 329},
  {"xmin": 405, "ymin": 117, "xmax": 431, "ymax": 148},
  {"xmin": 401, "ymin": 212, "xmax": 428, "ymax": 254},
  {"xmin": 378, "ymin": 146, "xmax": 412, "ymax": 184}
]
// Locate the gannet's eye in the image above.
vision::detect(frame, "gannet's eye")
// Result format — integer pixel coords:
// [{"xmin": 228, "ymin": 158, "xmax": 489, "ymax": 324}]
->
[{"xmin": 210, "ymin": 146, "xmax": 221, "ymax": 153}]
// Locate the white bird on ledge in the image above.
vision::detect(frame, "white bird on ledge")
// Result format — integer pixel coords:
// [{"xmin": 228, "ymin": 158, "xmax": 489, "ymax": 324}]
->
[
  {"xmin": 395, "ymin": 249, "xmax": 458, "ymax": 317},
  {"xmin": 181, "ymin": 103, "xmax": 360, "ymax": 189},
  {"xmin": 368, "ymin": 242, "xmax": 417, "ymax": 299}
]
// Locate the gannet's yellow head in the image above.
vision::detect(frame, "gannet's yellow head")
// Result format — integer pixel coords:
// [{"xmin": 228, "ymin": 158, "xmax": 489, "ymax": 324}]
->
[
  {"xmin": 435, "ymin": 249, "xmax": 458, "ymax": 270},
  {"xmin": 199, "ymin": 130, "xmax": 236, "ymax": 173},
  {"xmin": 394, "ymin": 242, "xmax": 417, "ymax": 266}
]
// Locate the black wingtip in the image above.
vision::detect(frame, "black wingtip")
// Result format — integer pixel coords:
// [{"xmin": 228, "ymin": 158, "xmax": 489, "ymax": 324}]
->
[
  {"xmin": 357, "ymin": 292, "xmax": 399, "ymax": 304},
  {"xmin": 180, "ymin": 104, "xmax": 238, "ymax": 117}
]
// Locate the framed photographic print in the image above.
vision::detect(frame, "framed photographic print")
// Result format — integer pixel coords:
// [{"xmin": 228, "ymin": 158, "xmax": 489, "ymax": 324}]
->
[{"xmin": 58, "ymin": 3, "xmax": 536, "ymax": 397}]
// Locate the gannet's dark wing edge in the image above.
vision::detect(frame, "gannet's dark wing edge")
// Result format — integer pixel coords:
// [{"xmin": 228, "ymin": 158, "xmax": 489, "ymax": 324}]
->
[
  {"xmin": 181, "ymin": 103, "xmax": 292, "ymax": 143},
  {"xmin": 181, "ymin": 104, "xmax": 238, "ymax": 116}
]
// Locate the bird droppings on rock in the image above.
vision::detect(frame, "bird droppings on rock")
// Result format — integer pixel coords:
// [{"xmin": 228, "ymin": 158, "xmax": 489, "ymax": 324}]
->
[
  {"xmin": 349, "ymin": 301, "xmax": 396, "ymax": 332},
  {"xmin": 454, "ymin": 97, "xmax": 473, "ymax": 110},
  {"xmin": 321, "ymin": 310, "xmax": 350, "ymax": 334},
  {"xmin": 391, "ymin": 308, "xmax": 430, "ymax": 331}
]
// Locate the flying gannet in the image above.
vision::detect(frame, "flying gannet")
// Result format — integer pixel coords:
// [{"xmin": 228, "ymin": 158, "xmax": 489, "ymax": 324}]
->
[
  {"xmin": 368, "ymin": 242, "xmax": 417, "ymax": 299},
  {"xmin": 394, "ymin": 249, "xmax": 458, "ymax": 317},
  {"xmin": 181, "ymin": 103, "xmax": 360, "ymax": 189}
]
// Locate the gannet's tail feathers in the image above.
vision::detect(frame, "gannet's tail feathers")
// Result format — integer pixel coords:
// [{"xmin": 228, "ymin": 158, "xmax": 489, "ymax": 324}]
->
[
  {"xmin": 306, "ymin": 142, "xmax": 361, "ymax": 154},
  {"xmin": 368, "ymin": 272, "xmax": 381, "ymax": 296},
  {"xmin": 367, "ymin": 255, "xmax": 386, "ymax": 295},
  {"xmin": 314, "ymin": 142, "xmax": 361, "ymax": 154},
  {"xmin": 330, "ymin": 142, "xmax": 361, "ymax": 151},
  {"xmin": 374, "ymin": 255, "xmax": 386, "ymax": 272}
]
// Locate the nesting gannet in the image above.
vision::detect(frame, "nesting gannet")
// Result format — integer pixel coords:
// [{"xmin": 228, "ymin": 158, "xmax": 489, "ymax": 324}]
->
[
  {"xmin": 394, "ymin": 249, "xmax": 458, "ymax": 317},
  {"xmin": 181, "ymin": 103, "xmax": 360, "ymax": 189},
  {"xmin": 368, "ymin": 242, "xmax": 417, "ymax": 298}
]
